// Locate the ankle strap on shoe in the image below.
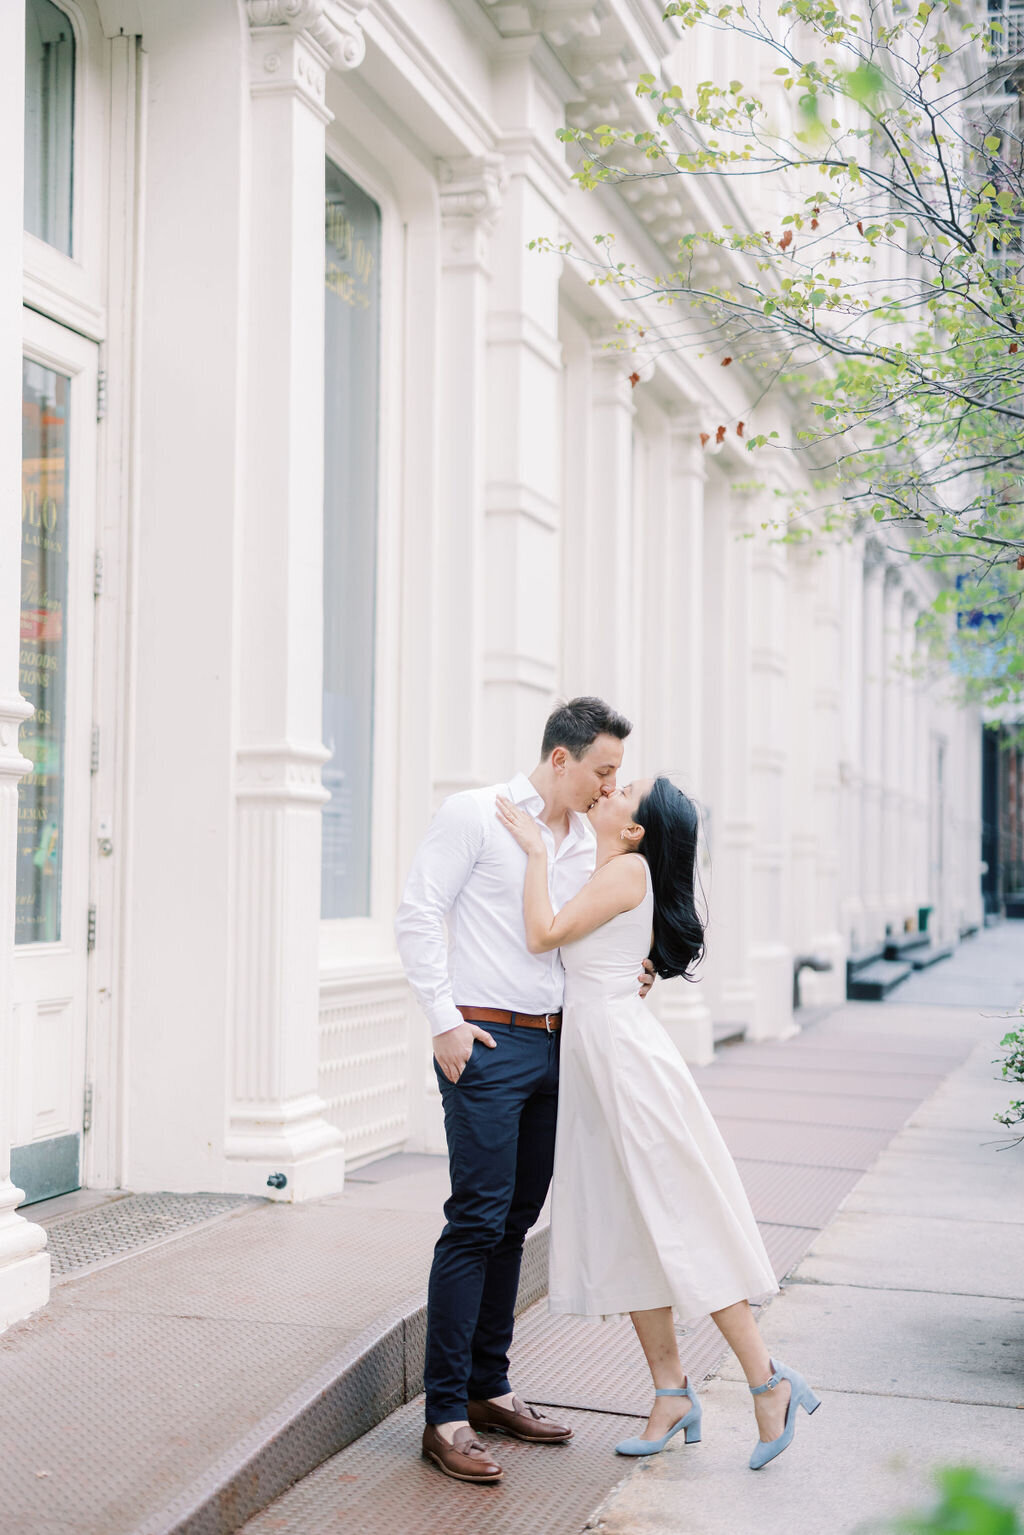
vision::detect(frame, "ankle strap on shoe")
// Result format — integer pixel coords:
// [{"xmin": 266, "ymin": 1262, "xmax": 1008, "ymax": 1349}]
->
[
  {"xmin": 750, "ymin": 1370, "xmax": 783, "ymax": 1396},
  {"xmin": 654, "ymin": 1386, "xmax": 691, "ymax": 1397}
]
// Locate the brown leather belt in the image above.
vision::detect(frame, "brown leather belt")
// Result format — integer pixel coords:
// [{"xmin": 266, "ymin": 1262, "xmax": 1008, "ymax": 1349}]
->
[{"xmin": 457, "ymin": 1005, "xmax": 562, "ymax": 1033}]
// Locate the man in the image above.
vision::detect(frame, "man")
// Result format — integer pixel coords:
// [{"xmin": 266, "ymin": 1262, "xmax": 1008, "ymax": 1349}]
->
[{"xmin": 395, "ymin": 697, "xmax": 653, "ymax": 1484}]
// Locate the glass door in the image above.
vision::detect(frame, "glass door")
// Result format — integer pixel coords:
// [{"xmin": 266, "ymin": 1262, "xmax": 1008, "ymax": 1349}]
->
[{"xmin": 11, "ymin": 310, "xmax": 98, "ymax": 1205}]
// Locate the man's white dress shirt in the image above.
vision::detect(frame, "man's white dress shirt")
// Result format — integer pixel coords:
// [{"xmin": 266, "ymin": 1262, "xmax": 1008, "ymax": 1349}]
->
[{"xmin": 395, "ymin": 773, "xmax": 597, "ymax": 1036}]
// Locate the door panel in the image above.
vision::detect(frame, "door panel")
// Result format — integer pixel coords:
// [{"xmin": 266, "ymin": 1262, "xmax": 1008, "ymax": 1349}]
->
[{"xmin": 13, "ymin": 311, "xmax": 98, "ymax": 1206}]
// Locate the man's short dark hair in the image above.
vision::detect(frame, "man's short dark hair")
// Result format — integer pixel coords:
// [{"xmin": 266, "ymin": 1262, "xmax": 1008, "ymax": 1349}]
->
[{"xmin": 541, "ymin": 696, "xmax": 632, "ymax": 761}]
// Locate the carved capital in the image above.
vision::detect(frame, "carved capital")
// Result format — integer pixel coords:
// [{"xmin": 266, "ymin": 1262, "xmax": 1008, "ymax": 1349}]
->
[
  {"xmin": 246, "ymin": 0, "xmax": 365, "ymax": 72},
  {"xmin": 438, "ymin": 156, "xmax": 507, "ymax": 269},
  {"xmin": 236, "ymin": 742, "xmax": 331, "ymax": 805},
  {"xmin": 438, "ymin": 156, "xmax": 507, "ymax": 228}
]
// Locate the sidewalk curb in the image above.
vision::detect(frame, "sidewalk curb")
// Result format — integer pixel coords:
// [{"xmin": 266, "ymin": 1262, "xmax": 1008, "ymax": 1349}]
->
[{"xmin": 134, "ymin": 1226, "xmax": 550, "ymax": 1535}]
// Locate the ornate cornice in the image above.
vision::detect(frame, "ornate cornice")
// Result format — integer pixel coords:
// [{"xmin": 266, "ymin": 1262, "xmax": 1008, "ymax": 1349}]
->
[{"xmin": 246, "ymin": 0, "xmax": 365, "ymax": 72}]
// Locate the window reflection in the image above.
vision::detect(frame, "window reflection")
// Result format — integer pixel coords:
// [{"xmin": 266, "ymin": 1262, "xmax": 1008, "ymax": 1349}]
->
[
  {"xmin": 321, "ymin": 163, "xmax": 381, "ymax": 919},
  {"xmin": 19, "ymin": 361, "xmax": 71, "ymax": 944},
  {"xmin": 24, "ymin": 0, "xmax": 75, "ymax": 255}
]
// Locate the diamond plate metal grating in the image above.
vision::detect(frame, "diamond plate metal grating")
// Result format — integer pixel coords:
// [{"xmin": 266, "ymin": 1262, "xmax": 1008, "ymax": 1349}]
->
[
  {"xmin": 698, "ymin": 1085, "xmax": 921, "ymax": 1132},
  {"xmin": 716, "ymin": 1116, "xmax": 890, "ymax": 1170},
  {"xmin": 723, "ymin": 1043, "xmax": 959, "ymax": 1077},
  {"xmin": 735, "ymin": 1159, "xmax": 863, "ymax": 1228},
  {"xmin": 691, "ymin": 1064, "xmax": 949, "ymax": 1101},
  {"xmin": 760, "ymin": 1221, "xmax": 818, "ymax": 1281},
  {"xmin": 45, "ymin": 1193, "xmax": 257, "ymax": 1279},
  {"xmin": 239, "ymin": 1398, "xmax": 647, "ymax": 1535},
  {"xmin": 509, "ymin": 1306, "xmax": 729, "ymax": 1417}
]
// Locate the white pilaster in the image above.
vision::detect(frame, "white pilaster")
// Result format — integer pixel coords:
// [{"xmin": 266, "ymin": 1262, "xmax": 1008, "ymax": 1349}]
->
[
  {"xmin": 838, "ymin": 537, "xmax": 865, "ymax": 950},
  {"xmin": 647, "ymin": 415, "xmax": 712, "ymax": 1063},
  {"xmin": 223, "ymin": 11, "xmax": 351, "ymax": 1199},
  {"xmin": 860, "ymin": 545, "xmax": 886, "ymax": 944},
  {"xmin": 482, "ymin": 74, "xmax": 567, "ymax": 771},
  {"xmin": 881, "ymin": 568, "xmax": 904, "ymax": 932},
  {"xmin": 0, "ymin": 0, "xmax": 49, "ymax": 1328},
  {"xmin": 805, "ymin": 542, "xmax": 845, "ymax": 1000},
  {"xmin": 433, "ymin": 156, "xmax": 505, "ymax": 799},
  {"xmin": 788, "ymin": 548, "xmax": 817, "ymax": 982},
  {"xmin": 713, "ymin": 486, "xmax": 756, "ymax": 1027},
  {"xmin": 748, "ymin": 500, "xmax": 794, "ymax": 1040},
  {"xmin": 582, "ymin": 352, "xmax": 636, "ymax": 702},
  {"xmin": 899, "ymin": 592, "xmax": 919, "ymax": 924}
]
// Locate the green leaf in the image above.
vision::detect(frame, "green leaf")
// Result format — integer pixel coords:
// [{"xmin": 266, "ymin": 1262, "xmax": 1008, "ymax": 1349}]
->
[{"xmin": 984, "ymin": 134, "xmax": 1001, "ymax": 152}]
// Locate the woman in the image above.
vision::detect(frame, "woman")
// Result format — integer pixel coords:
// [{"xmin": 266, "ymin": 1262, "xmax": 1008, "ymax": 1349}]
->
[{"xmin": 496, "ymin": 777, "xmax": 820, "ymax": 1470}]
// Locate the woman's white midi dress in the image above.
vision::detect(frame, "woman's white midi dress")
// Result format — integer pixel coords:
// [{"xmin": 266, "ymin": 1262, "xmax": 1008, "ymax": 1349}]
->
[{"xmin": 548, "ymin": 858, "xmax": 778, "ymax": 1322}]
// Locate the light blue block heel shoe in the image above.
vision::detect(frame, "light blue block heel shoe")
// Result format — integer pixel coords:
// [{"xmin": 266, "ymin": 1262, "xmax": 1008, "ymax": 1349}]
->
[
  {"xmin": 749, "ymin": 1359, "xmax": 821, "ymax": 1470},
  {"xmin": 615, "ymin": 1385, "xmax": 702, "ymax": 1457}
]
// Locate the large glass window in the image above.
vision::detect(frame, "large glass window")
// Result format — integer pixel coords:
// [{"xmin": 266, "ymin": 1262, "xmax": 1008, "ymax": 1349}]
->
[
  {"xmin": 321, "ymin": 162, "xmax": 381, "ymax": 919},
  {"xmin": 19, "ymin": 360, "xmax": 71, "ymax": 944},
  {"xmin": 24, "ymin": 0, "xmax": 75, "ymax": 256}
]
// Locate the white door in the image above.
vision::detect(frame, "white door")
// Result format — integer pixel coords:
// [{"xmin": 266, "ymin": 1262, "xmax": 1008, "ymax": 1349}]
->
[{"xmin": 11, "ymin": 310, "xmax": 98, "ymax": 1205}]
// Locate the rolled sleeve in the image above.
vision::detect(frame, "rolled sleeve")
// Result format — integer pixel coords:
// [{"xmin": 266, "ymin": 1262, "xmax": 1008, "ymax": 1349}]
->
[{"xmin": 395, "ymin": 793, "xmax": 485, "ymax": 1036}]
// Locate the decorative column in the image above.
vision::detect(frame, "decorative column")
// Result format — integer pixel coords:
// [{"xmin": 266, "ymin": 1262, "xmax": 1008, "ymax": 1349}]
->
[
  {"xmin": 481, "ymin": 69, "xmax": 568, "ymax": 773},
  {"xmin": 881, "ymin": 567, "xmax": 904, "ymax": 933},
  {"xmin": 806, "ymin": 542, "xmax": 845, "ymax": 999},
  {"xmin": 582, "ymin": 352, "xmax": 637, "ymax": 703},
  {"xmin": 899, "ymin": 592, "xmax": 919, "ymax": 924},
  {"xmin": 860, "ymin": 543, "xmax": 886, "ymax": 944},
  {"xmin": 713, "ymin": 485, "xmax": 756, "ymax": 1028},
  {"xmin": 224, "ymin": 5, "xmax": 364, "ymax": 1199},
  {"xmin": 912, "ymin": 629, "xmax": 930, "ymax": 923},
  {"xmin": 748, "ymin": 495, "xmax": 794, "ymax": 1040},
  {"xmin": 838, "ymin": 536, "xmax": 865, "ymax": 951},
  {"xmin": 787, "ymin": 547, "xmax": 818, "ymax": 990},
  {"xmin": 648, "ymin": 414, "xmax": 712, "ymax": 1063},
  {"xmin": 0, "ymin": 0, "xmax": 49, "ymax": 1327},
  {"xmin": 433, "ymin": 156, "xmax": 505, "ymax": 800}
]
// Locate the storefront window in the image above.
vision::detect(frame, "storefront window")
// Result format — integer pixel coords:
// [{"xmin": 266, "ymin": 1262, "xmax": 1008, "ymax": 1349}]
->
[
  {"xmin": 18, "ymin": 360, "xmax": 71, "ymax": 944},
  {"xmin": 24, "ymin": 0, "xmax": 75, "ymax": 256},
  {"xmin": 321, "ymin": 162, "xmax": 381, "ymax": 919}
]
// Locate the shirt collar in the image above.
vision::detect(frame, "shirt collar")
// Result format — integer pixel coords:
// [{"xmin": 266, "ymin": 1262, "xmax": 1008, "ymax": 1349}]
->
[
  {"xmin": 505, "ymin": 772, "xmax": 595, "ymax": 851},
  {"xmin": 507, "ymin": 771, "xmax": 543, "ymax": 812}
]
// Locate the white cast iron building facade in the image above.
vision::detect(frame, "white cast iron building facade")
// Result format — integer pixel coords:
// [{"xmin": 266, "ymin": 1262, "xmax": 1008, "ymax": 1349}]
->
[{"xmin": 0, "ymin": 0, "xmax": 983, "ymax": 1328}]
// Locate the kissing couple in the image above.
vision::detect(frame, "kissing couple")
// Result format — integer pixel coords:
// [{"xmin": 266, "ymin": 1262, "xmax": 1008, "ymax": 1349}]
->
[{"xmin": 395, "ymin": 697, "xmax": 820, "ymax": 1485}]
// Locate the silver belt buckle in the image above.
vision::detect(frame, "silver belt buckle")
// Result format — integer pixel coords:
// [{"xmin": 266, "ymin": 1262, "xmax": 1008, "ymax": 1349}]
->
[{"xmin": 544, "ymin": 1013, "xmax": 555, "ymax": 1034}]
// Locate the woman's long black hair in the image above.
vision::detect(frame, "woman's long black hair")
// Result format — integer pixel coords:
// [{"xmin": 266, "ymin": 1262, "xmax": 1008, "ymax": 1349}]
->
[{"xmin": 636, "ymin": 776, "xmax": 706, "ymax": 980}]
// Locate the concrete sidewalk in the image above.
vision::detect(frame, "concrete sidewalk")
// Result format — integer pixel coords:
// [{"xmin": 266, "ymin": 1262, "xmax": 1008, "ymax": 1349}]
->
[
  {"xmin": 2, "ymin": 983, "xmax": 1021, "ymax": 1535},
  {"xmin": 588, "ymin": 1015, "xmax": 1024, "ymax": 1535}
]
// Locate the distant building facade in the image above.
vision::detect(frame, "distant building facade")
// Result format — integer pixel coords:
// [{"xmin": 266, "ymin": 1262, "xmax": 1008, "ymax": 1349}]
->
[{"xmin": 0, "ymin": 0, "xmax": 983, "ymax": 1330}]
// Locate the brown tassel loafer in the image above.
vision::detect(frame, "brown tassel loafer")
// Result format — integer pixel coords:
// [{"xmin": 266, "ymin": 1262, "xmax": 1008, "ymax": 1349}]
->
[
  {"xmin": 467, "ymin": 1395, "xmax": 573, "ymax": 1443},
  {"xmin": 421, "ymin": 1423, "xmax": 504, "ymax": 1483}
]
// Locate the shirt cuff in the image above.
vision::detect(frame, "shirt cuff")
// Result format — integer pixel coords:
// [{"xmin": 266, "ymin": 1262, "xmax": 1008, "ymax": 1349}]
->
[{"xmin": 429, "ymin": 1004, "xmax": 466, "ymax": 1037}]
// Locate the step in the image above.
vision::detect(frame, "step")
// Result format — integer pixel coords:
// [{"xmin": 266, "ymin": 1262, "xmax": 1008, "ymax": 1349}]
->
[
  {"xmin": 910, "ymin": 942, "xmax": 955, "ymax": 971},
  {"xmin": 713, "ymin": 1022, "xmax": 748, "ymax": 1049},
  {"xmin": 883, "ymin": 932, "xmax": 931, "ymax": 960},
  {"xmin": 846, "ymin": 958, "xmax": 913, "ymax": 1001},
  {"xmin": 846, "ymin": 945, "xmax": 887, "ymax": 977}
]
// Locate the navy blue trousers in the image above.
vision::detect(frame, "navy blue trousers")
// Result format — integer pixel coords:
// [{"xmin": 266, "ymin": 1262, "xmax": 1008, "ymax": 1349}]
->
[{"xmin": 424, "ymin": 1021, "xmax": 559, "ymax": 1424}]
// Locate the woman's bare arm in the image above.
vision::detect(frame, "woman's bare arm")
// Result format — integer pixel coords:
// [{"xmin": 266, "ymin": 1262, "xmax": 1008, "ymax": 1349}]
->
[{"xmin": 519, "ymin": 851, "xmax": 647, "ymax": 953}]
